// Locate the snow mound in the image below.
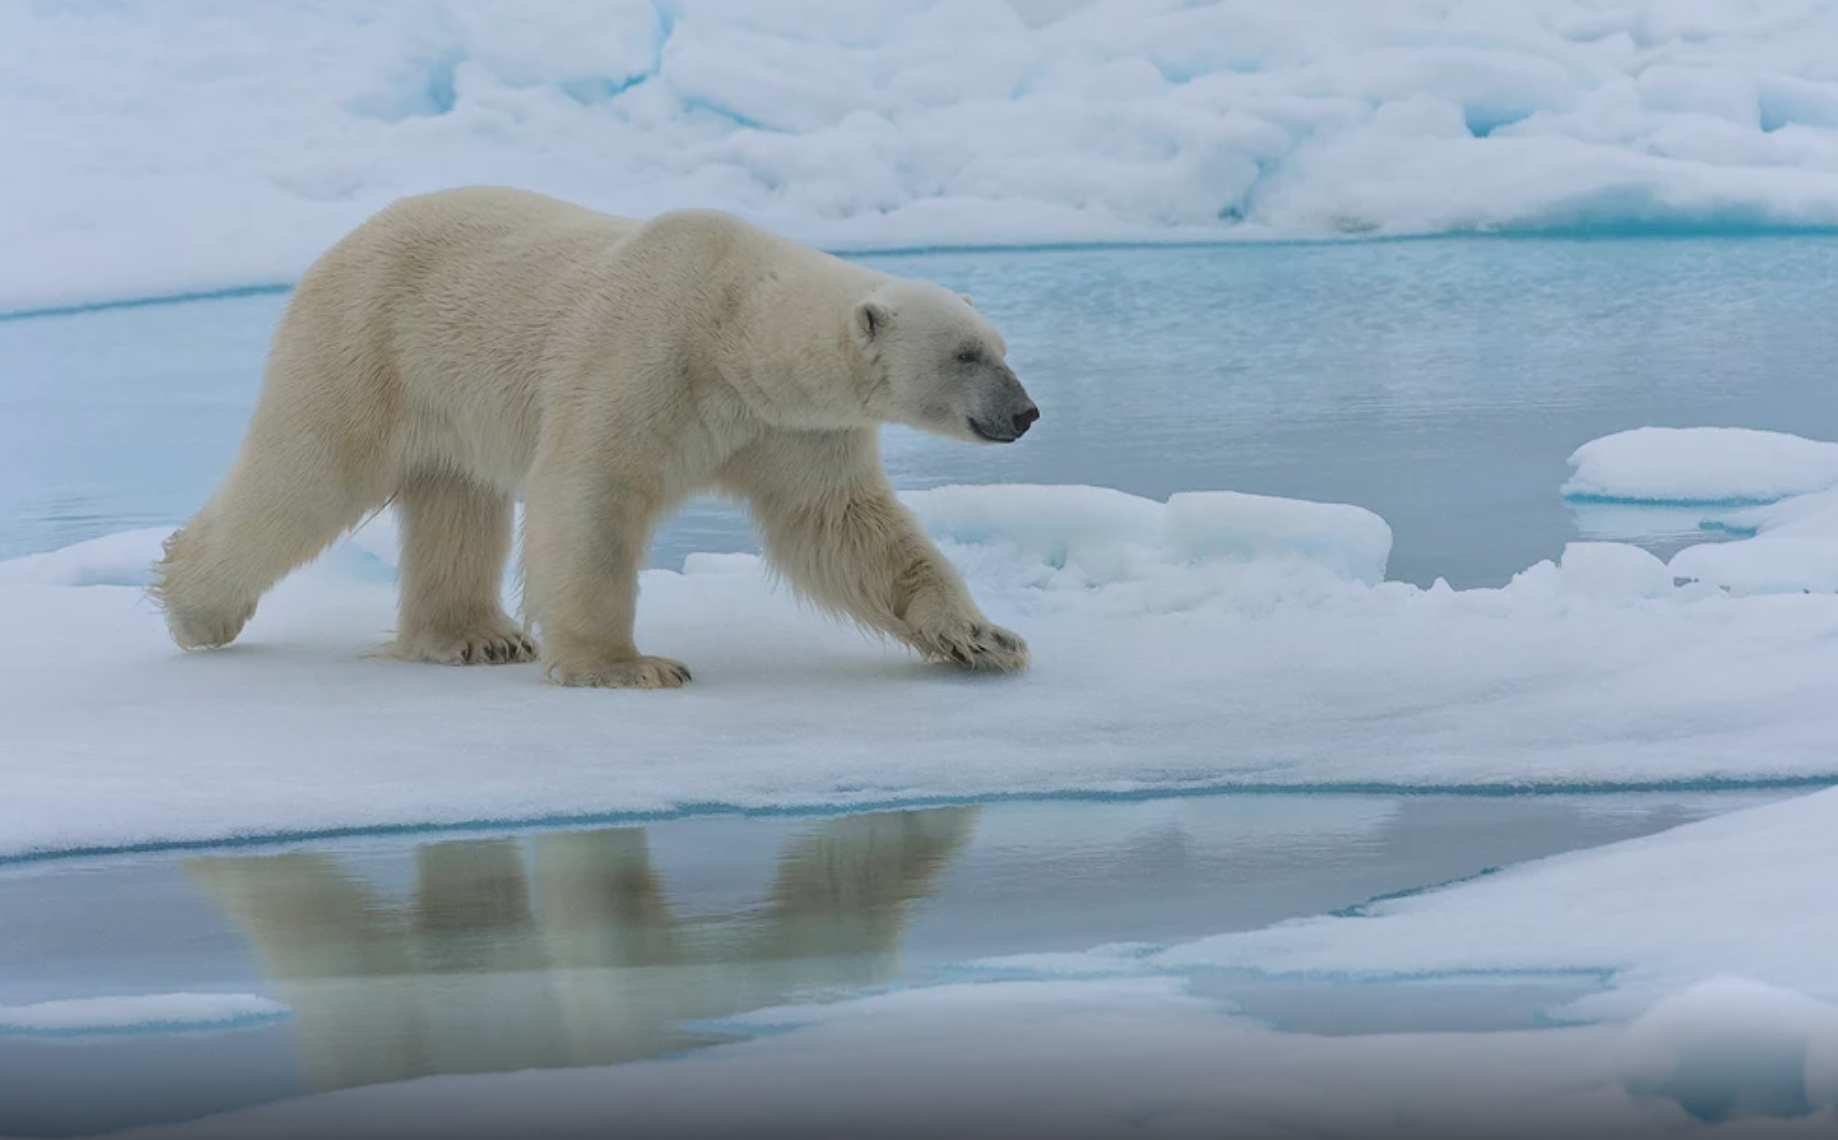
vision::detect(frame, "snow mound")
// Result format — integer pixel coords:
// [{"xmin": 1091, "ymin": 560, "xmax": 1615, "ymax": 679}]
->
[
  {"xmin": 1564, "ymin": 428, "xmax": 1838, "ymax": 505},
  {"xmin": 1506, "ymin": 541, "xmax": 1680, "ymax": 602},
  {"xmin": 0, "ymin": 993, "xmax": 289, "ymax": 1037},
  {"xmin": 11, "ymin": 0, "xmax": 1838, "ymax": 310}
]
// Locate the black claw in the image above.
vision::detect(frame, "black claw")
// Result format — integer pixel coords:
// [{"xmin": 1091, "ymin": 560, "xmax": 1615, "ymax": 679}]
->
[{"xmin": 460, "ymin": 645, "xmax": 473, "ymax": 664}]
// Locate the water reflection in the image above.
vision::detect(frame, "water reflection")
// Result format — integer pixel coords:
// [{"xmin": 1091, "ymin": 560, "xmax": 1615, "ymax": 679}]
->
[
  {"xmin": 183, "ymin": 808, "xmax": 977, "ymax": 1094},
  {"xmin": 3, "ymin": 792, "xmax": 1800, "ymax": 1137}
]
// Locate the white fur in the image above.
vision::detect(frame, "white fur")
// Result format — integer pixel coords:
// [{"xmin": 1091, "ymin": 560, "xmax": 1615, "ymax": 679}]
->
[{"xmin": 151, "ymin": 187, "xmax": 1037, "ymax": 687}]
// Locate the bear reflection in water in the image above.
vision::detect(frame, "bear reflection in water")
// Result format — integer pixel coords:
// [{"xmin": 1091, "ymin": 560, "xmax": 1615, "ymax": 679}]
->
[{"xmin": 183, "ymin": 807, "xmax": 976, "ymax": 1093}]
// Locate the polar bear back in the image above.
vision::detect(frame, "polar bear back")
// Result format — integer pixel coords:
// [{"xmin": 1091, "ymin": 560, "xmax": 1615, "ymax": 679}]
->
[{"xmin": 272, "ymin": 187, "xmax": 880, "ymax": 489}]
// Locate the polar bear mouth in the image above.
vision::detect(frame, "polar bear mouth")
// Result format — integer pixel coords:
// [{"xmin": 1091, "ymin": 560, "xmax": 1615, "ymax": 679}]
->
[{"xmin": 968, "ymin": 418, "xmax": 1022, "ymax": 444}]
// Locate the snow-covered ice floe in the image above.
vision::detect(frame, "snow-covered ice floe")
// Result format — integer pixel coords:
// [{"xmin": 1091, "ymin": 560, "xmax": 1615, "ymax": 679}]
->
[
  {"xmin": 11, "ymin": 0, "xmax": 1838, "ymax": 312},
  {"xmin": 7, "ymin": 450, "xmax": 1838, "ymax": 860},
  {"xmin": 1564, "ymin": 427, "xmax": 1838, "ymax": 506},
  {"xmin": 0, "ymin": 993, "xmax": 289, "ymax": 1038}
]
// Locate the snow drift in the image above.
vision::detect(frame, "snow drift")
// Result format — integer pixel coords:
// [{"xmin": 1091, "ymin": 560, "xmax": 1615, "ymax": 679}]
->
[{"xmin": 10, "ymin": 0, "xmax": 1838, "ymax": 311}]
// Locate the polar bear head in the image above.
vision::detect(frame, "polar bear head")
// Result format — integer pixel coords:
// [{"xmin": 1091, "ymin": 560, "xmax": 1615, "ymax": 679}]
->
[{"xmin": 850, "ymin": 281, "xmax": 1039, "ymax": 445}]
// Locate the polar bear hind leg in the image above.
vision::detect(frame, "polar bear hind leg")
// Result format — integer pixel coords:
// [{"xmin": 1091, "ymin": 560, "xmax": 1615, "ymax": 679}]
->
[
  {"xmin": 388, "ymin": 471, "xmax": 536, "ymax": 666},
  {"xmin": 150, "ymin": 406, "xmax": 386, "ymax": 651}
]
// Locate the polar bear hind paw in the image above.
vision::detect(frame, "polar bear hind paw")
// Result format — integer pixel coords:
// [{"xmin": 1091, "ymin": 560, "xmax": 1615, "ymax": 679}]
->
[{"xmin": 393, "ymin": 623, "xmax": 538, "ymax": 666}]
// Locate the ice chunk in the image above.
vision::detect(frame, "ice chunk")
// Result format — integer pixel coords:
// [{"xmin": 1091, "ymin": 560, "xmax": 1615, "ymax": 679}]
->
[
  {"xmin": 1562, "ymin": 428, "xmax": 1838, "ymax": 596},
  {"xmin": 0, "ymin": 993, "xmax": 289, "ymax": 1036},
  {"xmin": 1563, "ymin": 428, "xmax": 1838, "ymax": 506},
  {"xmin": 902, "ymin": 484, "xmax": 1164, "ymax": 584},
  {"xmin": 1504, "ymin": 542, "xmax": 1680, "ymax": 604},
  {"xmin": 1557, "ymin": 543, "xmax": 1676, "ymax": 600},
  {"xmin": 902, "ymin": 484, "xmax": 1391, "ymax": 589},
  {"xmin": 1163, "ymin": 492, "xmax": 1392, "ymax": 586}
]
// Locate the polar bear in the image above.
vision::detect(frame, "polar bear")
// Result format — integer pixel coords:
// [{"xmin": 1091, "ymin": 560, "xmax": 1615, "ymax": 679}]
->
[{"xmin": 150, "ymin": 187, "xmax": 1039, "ymax": 688}]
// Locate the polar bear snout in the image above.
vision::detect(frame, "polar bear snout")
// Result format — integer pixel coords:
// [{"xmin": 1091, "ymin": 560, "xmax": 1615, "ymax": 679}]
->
[
  {"xmin": 969, "ymin": 399, "xmax": 1039, "ymax": 444},
  {"xmin": 966, "ymin": 365, "xmax": 1040, "ymax": 444}
]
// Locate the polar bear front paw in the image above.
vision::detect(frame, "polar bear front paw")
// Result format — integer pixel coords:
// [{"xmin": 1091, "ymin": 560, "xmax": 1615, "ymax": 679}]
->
[
  {"xmin": 910, "ymin": 620, "xmax": 1030, "ymax": 674},
  {"xmin": 393, "ymin": 622, "xmax": 538, "ymax": 666},
  {"xmin": 547, "ymin": 655, "xmax": 693, "ymax": 690}
]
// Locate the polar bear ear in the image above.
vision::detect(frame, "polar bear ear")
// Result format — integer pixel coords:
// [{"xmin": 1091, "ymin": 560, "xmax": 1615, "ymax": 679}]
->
[
  {"xmin": 959, "ymin": 293, "xmax": 976, "ymax": 309},
  {"xmin": 852, "ymin": 299, "xmax": 892, "ymax": 345}
]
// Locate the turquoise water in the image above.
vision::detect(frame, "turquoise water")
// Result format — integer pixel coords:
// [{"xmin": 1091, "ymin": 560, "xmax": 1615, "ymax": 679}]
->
[{"xmin": 7, "ymin": 237, "xmax": 1838, "ymax": 586}]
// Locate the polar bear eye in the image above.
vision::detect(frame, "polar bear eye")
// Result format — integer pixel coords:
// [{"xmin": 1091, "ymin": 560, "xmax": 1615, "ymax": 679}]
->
[{"xmin": 954, "ymin": 348, "xmax": 981, "ymax": 364}]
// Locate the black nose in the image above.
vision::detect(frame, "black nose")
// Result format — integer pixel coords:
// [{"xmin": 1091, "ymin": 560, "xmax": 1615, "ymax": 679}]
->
[{"xmin": 1012, "ymin": 405, "xmax": 1040, "ymax": 436}]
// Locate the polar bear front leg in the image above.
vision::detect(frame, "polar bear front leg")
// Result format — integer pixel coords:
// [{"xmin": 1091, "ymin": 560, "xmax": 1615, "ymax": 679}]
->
[
  {"xmin": 726, "ymin": 431, "xmax": 1029, "ymax": 674},
  {"xmin": 892, "ymin": 561, "xmax": 1031, "ymax": 674},
  {"xmin": 522, "ymin": 464, "xmax": 691, "ymax": 690}
]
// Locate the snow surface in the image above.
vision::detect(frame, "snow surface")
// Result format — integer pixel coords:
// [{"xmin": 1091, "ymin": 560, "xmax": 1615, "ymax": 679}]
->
[
  {"xmin": 0, "ymin": 993, "xmax": 288, "ymax": 1037},
  {"xmin": 11, "ymin": 0, "xmax": 1838, "ymax": 311},
  {"xmin": 6, "ymin": 469, "xmax": 1838, "ymax": 860}
]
